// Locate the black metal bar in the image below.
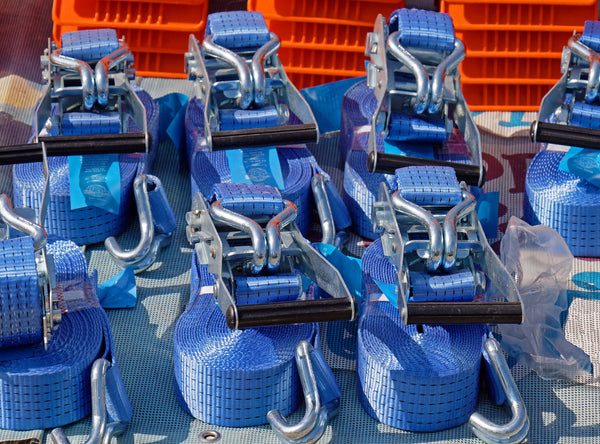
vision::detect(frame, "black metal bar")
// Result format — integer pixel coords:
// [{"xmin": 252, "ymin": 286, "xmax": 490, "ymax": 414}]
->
[
  {"xmin": 367, "ymin": 151, "xmax": 485, "ymax": 186},
  {"xmin": 0, "ymin": 132, "xmax": 149, "ymax": 165},
  {"xmin": 211, "ymin": 124, "xmax": 318, "ymax": 150},
  {"xmin": 225, "ymin": 297, "xmax": 357, "ymax": 329},
  {"xmin": 405, "ymin": 302, "xmax": 523, "ymax": 325},
  {"xmin": 531, "ymin": 121, "xmax": 600, "ymax": 150}
]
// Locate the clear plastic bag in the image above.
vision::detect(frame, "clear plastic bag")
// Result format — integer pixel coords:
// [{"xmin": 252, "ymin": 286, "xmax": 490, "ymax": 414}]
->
[{"xmin": 499, "ymin": 217, "xmax": 594, "ymax": 382}]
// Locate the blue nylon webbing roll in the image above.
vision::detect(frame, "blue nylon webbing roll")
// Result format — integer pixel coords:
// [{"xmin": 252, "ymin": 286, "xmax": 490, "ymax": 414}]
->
[
  {"xmin": 186, "ymin": 98, "xmax": 316, "ymax": 234},
  {"xmin": 235, "ymin": 274, "xmax": 301, "ymax": 305},
  {"xmin": 12, "ymin": 86, "xmax": 159, "ymax": 245},
  {"xmin": 0, "ymin": 239, "xmax": 129, "ymax": 430},
  {"xmin": 212, "ymin": 182, "xmax": 285, "ymax": 217},
  {"xmin": 205, "ymin": 11, "xmax": 271, "ymax": 50},
  {"xmin": 387, "ymin": 113, "xmax": 447, "ymax": 143},
  {"xmin": 60, "ymin": 29, "xmax": 120, "ymax": 61},
  {"xmin": 174, "ymin": 252, "xmax": 317, "ymax": 427},
  {"xmin": 579, "ymin": 20, "xmax": 600, "ymax": 52},
  {"xmin": 524, "ymin": 149, "xmax": 600, "ymax": 256},
  {"xmin": 0, "ymin": 237, "xmax": 42, "ymax": 349},
  {"xmin": 358, "ymin": 238, "xmax": 487, "ymax": 431},
  {"xmin": 219, "ymin": 107, "xmax": 279, "ymax": 130},
  {"xmin": 389, "ymin": 8, "xmax": 455, "ymax": 52}
]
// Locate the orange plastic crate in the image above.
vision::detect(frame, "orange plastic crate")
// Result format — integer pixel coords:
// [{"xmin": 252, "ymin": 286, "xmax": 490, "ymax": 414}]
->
[
  {"xmin": 249, "ymin": 0, "xmax": 405, "ymax": 89},
  {"xmin": 441, "ymin": 0, "xmax": 598, "ymax": 110},
  {"xmin": 52, "ymin": 0, "xmax": 209, "ymax": 78}
]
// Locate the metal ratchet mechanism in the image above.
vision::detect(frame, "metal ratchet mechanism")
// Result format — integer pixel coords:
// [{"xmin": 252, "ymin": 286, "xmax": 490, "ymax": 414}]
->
[
  {"xmin": 0, "ymin": 195, "xmax": 59, "ymax": 349},
  {"xmin": 186, "ymin": 189, "xmax": 357, "ymax": 330},
  {"xmin": 531, "ymin": 26, "xmax": 600, "ymax": 150},
  {"xmin": 372, "ymin": 171, "xmax": 523, "ymax": 325},
  {"xmin": 185, "ymin": 11, "xmax": 319, "ymax": 151},
  {"xmin": 365, "ymin": 11, "xmax": 484, "ymax": 187}
]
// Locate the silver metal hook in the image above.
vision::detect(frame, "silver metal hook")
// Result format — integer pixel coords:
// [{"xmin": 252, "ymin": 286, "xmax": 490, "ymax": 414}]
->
[
  {"xmin": 51, "ymin": 359, "xmax": 110, "ymax": 444},
  {"xmin": 0, "ymin": 195, "xmax": 47, "ymax": 251},
  {"xmin": 442, "ymin": 189, "xmax": 476, "ymax": 271},
  {"xmin": 203, "ymin": 34, "xmax": 254, "ymax": 110},
  {"xmin": 105, "ymin": 174, "xmax": 170, "ymax": 274},
  {"xmin": 469, "ymin": 338, "xmax": 529, "ymax": 444},
  {"xmin": 251, "ymin": 32, "xmax": 281, "ymax": 107},
  {"xmin": 429, "ymin": 38, "xmax": 465, "ymax": 114},
  {"xmin": 311, "ymin": 175, "xmax": 335, "ymax": 246},
  {"xmin": 95, "ymin": 42, "xmax": 131, "ymax": 107},
  {"xmin": 387, "ymin": 31, "xmax": 429, "ymax": 114},
  {"xmin": 210, "ymin": 200, "xmax": 267, "ymax": 274},
  {"xmin": 391, "ymin": 190, "xmax": 443, "ymax": 272},
  {"xmin": 268, "ymin": 341, "xmax": 340, "ymax": 444},
  {"xmin": 265, "ymin": 200, "xmax": 297, "ymax": 272},
  {"xmin": 49, "ymin": 50, "xmax": 95, "ymax": 110}
]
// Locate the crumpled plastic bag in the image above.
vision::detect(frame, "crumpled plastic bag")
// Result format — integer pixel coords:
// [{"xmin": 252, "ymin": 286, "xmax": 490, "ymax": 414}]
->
[{"xmin": 499, "ymin": 217, "xmax": 594, "ymax": 382}]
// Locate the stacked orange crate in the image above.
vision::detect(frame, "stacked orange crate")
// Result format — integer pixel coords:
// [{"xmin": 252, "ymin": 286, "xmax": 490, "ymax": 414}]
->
[
  {"xmin": 52, "ymin": 0, "xmax": 209, "ymax": 79},
  {"xmin": 248, "ymin": 0, "xmax": 405, "ymax": 89},
  {"xmin": 441, "ymin": 0, "xmax": 598, "ymax": 110}
]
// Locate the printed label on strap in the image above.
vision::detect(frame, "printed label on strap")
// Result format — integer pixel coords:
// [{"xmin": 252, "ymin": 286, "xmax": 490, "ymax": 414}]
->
[
  {"xmin": 225, "ymin": 147, "xmax": 284, "ymax": 189},
  {"xmin": 69, "ymin": 154, "xmax": 121, "ymax": 214}
]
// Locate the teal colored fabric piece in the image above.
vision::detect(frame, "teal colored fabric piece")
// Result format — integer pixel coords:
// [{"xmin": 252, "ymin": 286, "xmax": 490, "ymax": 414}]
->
[
  {"xmin": 301, "ymin": 77, "xmax": 365, "ymax": 133},
  {"xmin": 225, "ymin": 147, "xmax": 285, "ymax": 189},
  {"xmin": 383, "ymin": 140, "xmax": 435, "ymax": 159},
  {"xmin": 97, "ymin": 266, "xmax": 137, "ymax": 309},
  {"xmin": 473, "ymin": 189, "xmax": 500, "ymax": 240},
  {"xmin": 314, "ymin": 243, "xmax": 362, "ymax": 301},
  {"xmin": 372, "ymin": 278, "xmax": 398, "ymax": 308},
  {"xmin": 157, "ymin": 92, "xmax": 189, "ymax": 159},
  {"xmin": 68, "ymin": 154, "xmax": 121, "ymax": 214}
]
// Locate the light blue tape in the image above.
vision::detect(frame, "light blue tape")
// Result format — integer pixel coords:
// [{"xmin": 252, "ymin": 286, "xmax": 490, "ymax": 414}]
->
[
  {"xmin": 314, "ymin": 243, "xmax": 362, "ymax": 301},
  {"xmin": 69, "ymin": 154, "xmax": 121, "ymax": 214},
  {"xmin": 225, "ymin": 147, "xmax": 285, "ymax": 189},
  {"xmin": 157, "ymin": 92, "xmax": 189, "ymax": 157},
  {"xmin": 559, "ymin": 147, "xmax": 600, "ymax": 187},
  {"xmin": 383, "ymin": 141, "xmax": 435, "ymax": 159},
  {"xmin": 372, "ymin": 278, "xmax": 399, "ymax": 308},
  {"xmin": 300, "ymin": 77, "xmax": 365, "ymax": 133},
  {"xmin": 97, "ymin": 266, "xmax": 137, "ymax": 309},
  {"xmin": 472, "ymin": 189, "xmax": 499, "ymax": 240}
]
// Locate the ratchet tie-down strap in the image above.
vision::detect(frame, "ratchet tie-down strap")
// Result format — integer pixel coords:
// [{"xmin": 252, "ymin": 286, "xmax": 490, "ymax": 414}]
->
[
  {"xmin": 0, "ymin": 238, "xmax": 131, "ymax": 431},
  {"xmin": 12, "ymin": 28, "xmax": 159, "ymax": 245},
  {"xmin": 174, "ymin": 183, "xmax": 319, "ymax": 427}
]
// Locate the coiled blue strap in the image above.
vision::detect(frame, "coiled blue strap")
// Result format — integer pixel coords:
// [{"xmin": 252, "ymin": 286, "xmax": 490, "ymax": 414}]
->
[
  {"xmin": 342, "ymin": 80, "xmax": 471, "ymax": 239},
  {"xmin": 212, "ymin": 182, "xmax": 285, "ymax": 217},
  {"xmin": 0, "ymin": 237, "xmax": 42, "ymax": 348},
  {"xmin": 0, "ymin": 240, "xmax": 130, "ymax": 430},
  {"xmin": 12, "ymin": 87, "xmax": 159, "ymax": 245},
  {"xmin": 186, "ymin": 98, "xmax": 318, "ymax": 234},
  {"xmin": 205, "ymin": 11, "xmax": 271, "ymax": 50},
  {"xmin": 62, "ymin": 112, "xmax": 121, "ymax": 135},
  {"xmin": 174, "ymin": 253, "xmax": 318, "ymax": 427},
  {"xmin": 570, "ymin": 102, "xmax": 600, "ymax": 128},
  {"xmin": 411, "ymin": 270, "xmax": 475, "ymax": 302},
  {"xmin": 395, "ymin": 165, "xmax": 464, "ymax": 206},
  {"xmin": 388, "ymin": 8, "xmax": 455, "ymax": 52},
  {"xmin": 525, "ymin": 149, "xmax": 600, "ymax": 256},
  {"xmin": 358, "ymin": 238, "xmax": 487, "ymax": 431},
  {"xmin": 60, "ymin": 29, "xmax": 120, "ymax": 61}
]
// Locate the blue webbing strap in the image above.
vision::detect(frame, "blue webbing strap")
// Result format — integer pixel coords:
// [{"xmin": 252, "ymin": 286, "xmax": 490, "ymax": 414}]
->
[
  {"xmin": 359, "ymin": 238, "xmax": 487, "ymax": 431},
  {"xmin": 389, "ymin": 8, "xmax": 455, "ymax": 52},
  {"xmin": 60, "ymin": 29, "xmax": 120, "ymax": 61},
  {"xmin": 174, "ymin": 253, "xmax": 318, "ymax": 427},
  {"xmin": 219, "ymin": 106, "xmax": 279, "ymax": 131},
  {"xmin": 205, "ymin": 11, "xmax": 271, "ymax": 50},
  {"xmin": 0, "ymin": 240, "xmax": 131, "ymax": 430},
  {"xmin": 212, "ymin": 183, "xmax": 285, "ymax": 217},
  {"xmin": 579, "ymin": 20, "xmax": 600, "ymax": 52},
  {"xmin": 0, "ymin": 237, "xmax": 42, "ymax": 348},
  {"xmin": 395, "ymin": 165, "xmax": 464, "ymax": 205},
  {"xmin": 13, "ymin": 89, "xmax": 159, "ymax": 245}
]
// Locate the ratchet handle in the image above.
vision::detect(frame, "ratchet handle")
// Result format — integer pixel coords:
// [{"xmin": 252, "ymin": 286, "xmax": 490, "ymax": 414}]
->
[
  {"xmin": 405, "ymin": 302, "xmax": 523, "ymax": 325},
  {"xmin": 226, "ymin": 297, "xmax": 357, "ymax": 330},
  {"xmin": 531, "ymin": 120, "xmax": 600, "ymax": 150},
  {"xmin": 211, "ymin": 124, "xmax": 318, "ymax": 150},
  {"xmin": 367, "ymin": 151, "xmax": 485, "ymax": 186},
  {"xmin": 0, "ymin": 132, "xmax": 149, "ymax": 165}
]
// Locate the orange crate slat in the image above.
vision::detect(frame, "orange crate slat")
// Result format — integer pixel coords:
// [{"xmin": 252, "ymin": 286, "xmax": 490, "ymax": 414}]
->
[
  {"xmin": 249, "ymin": 0, "xmax": 403, "ymax": 26},
  {"xmin": 462, "ymin": 83, "xmax": 553, "ymax": 111},
  {"xmin": 457, "ymin": 28, "xmax": 578, "ymax": 55},
  {"xmin": 264, "ymin": 19, "xmax": 371, "ymax": 50},
  {"xmin": 460, "ymin": 57, "xmax": 562, "ymax": 81}
]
